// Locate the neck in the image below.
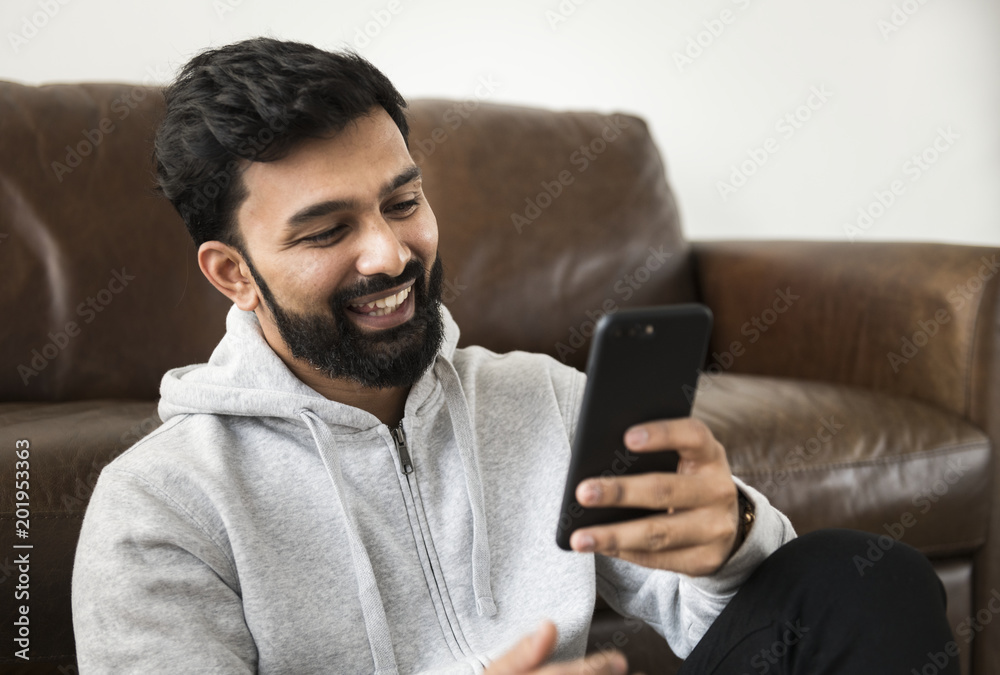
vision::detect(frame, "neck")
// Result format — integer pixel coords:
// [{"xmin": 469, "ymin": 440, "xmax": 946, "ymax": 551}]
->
[
  {"xmin": 258, "ymin": 317, "xmax": 409, "ymax": 427},
  {"xmin": 298, "ymin": 370, "xmax": 409, "ymax": 427}
]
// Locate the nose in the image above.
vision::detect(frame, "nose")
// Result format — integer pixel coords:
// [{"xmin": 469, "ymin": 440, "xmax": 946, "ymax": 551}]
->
[{"xmin": 354, "ymin": 215, "xmax": 408, "ymax": 279}]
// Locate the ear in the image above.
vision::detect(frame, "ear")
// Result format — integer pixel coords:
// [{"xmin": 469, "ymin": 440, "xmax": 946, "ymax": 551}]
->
[{"xmin": 198, "ymin": 241, "xmax": 260, "ymax": 312}]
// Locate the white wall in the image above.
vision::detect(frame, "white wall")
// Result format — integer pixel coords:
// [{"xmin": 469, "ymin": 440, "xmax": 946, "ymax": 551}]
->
[{"xmin": 3, "ymin": 0, "xmax": 998, "ymax": 246}]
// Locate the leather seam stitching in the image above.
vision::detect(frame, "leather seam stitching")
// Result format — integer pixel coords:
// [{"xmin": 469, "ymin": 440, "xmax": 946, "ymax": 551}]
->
[{"xmin": 732, "ymin": 440, "xmax": 988, "ymax": 475}]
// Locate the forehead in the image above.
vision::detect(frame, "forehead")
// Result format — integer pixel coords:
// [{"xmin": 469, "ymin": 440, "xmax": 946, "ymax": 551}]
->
[{"xmin": 235, "ymin": 107, "xmax": 412, "ymax": 239}]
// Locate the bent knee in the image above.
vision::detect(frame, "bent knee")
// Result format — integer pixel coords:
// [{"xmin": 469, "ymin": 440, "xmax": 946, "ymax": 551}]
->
[{"xmin": 759, "ymin": 528, "xmax": 941, "ymax": 593}]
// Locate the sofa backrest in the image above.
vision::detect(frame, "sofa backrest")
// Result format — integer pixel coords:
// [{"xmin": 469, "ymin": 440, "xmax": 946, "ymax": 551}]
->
[{"xmin": 0, "ymin": 82, "xmax": 695, "ymax": 402}]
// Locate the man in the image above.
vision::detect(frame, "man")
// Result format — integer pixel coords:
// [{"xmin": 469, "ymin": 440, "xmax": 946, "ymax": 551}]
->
[{"xmin": 72, "ymin": 38, "xmax": 957, "ymax": 674}]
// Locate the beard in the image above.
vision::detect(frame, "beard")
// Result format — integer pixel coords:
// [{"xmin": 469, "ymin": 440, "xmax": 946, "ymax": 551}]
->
[{"xmin": 244, "ymin": 253, "xmax": 445, "ymax": 390}]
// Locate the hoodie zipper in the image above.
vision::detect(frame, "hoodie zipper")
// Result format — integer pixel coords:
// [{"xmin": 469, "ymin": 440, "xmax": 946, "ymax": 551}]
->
[
  {"xmin": 390, "ymin": 425, "xmax": 413, "ymax": 474},
  {"xmin": 389, "ymin": 423, "xmax": 486, "ymax": 669}
]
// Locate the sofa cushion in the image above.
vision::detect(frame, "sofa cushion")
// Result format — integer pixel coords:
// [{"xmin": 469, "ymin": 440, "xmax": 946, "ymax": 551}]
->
[
  {"xmin": 694, "ymin": 373, "xmax": 992, "ymax": 556},
  {"xmin": 0, "ymin": 400, "xmax": 159, "ymax": 672},
  {"xmin": 407, "ymin": 100, "xmax": 697, "ymax": 371}
]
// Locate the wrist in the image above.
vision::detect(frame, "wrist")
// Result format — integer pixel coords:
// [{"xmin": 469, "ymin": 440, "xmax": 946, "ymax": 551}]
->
[{"xmin": 727, "ymin": 488, "xmax": 756, "ymax": 560}]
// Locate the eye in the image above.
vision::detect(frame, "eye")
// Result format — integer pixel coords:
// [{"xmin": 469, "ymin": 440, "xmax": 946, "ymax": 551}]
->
[
  {"xmin": 302, "ymin": 226, "xmax": 346, "ymax": 245},
  {"xmin": 386, "ymin": 198, "xmax": 419, "ymax": 217}
]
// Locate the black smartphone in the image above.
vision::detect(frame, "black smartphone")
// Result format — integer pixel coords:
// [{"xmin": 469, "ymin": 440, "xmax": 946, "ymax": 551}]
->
[{"xmin": 555, "ymin": 304, "xmax": 713, "ymax": 551}]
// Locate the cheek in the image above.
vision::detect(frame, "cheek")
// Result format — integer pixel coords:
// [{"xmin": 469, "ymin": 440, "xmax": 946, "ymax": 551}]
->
[
  {"xmin": 273, "ymin": 254, "xmax": 351, "ymax": 310},
  {"xmin": 411, "ymin": 207, "xmax": 439, "ymax": 261}
]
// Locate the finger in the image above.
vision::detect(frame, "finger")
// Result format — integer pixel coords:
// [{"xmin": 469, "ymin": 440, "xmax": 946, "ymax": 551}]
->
[
  {"xmin": 539, "ymin": 649, "xmax": 627, "ymax": 675},
  {"xmin": 487, "ymin": 620, "xmax": 557, "ymax": 674},
  {"xmin": 576, "ymin": 471, "xmax": 716, "ymax": 511},
  {"xmin": 570, "ymin": 507, "xmax": 732, "ymax": 557},
  {"xmin": 624, "ymin": 418, "xmax": 724, "ymax": 464}
]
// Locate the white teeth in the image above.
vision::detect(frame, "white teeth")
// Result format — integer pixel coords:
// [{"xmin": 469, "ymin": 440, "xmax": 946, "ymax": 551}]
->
[{"xmin": 351, "ymin": 286, "xmax": 410, "ymax": 315}]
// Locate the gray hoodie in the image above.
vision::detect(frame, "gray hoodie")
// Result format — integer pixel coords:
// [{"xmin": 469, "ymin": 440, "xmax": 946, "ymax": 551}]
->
[{"xmin": 72, "ymin": 304, "xmax": 795, "ymax": 674}]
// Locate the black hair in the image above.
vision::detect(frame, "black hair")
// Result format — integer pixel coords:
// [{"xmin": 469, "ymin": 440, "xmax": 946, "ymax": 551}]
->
[{"xmin": 154, "ymin": 37, "xmax": 409, "ymax": 248}]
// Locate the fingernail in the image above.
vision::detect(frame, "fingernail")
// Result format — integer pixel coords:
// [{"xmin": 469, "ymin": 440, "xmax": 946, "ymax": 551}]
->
[
  {"xmin": 611, "ymin": 652, "xmax": 628, "ymax": 675},
  {"xmin": 625, "ymin": 427, "xmax": 648, "ymax": 447},
  {"xmin": 574, "ymin": 533, "xmax": 596, "ymax": 552},
  {"xmin": 579, "ymin": 481, "xmax": 602, "ymax": 504}
]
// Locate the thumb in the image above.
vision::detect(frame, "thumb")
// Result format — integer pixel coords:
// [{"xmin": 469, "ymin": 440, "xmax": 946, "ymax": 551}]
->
[{"xmin": 486, "ymin": 620, "xmax": 558, "ymax": 674}]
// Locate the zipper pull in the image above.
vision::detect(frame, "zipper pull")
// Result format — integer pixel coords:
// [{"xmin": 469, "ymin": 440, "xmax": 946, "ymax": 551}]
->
[{"xmin": 391, "ymin": 425, "xmax": 413, "ymax": 475}]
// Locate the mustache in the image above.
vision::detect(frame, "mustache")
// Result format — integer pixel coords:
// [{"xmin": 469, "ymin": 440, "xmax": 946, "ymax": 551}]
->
[{"xmin": 329, "ymin": 259, "xmax": 426, "ymax": 308}]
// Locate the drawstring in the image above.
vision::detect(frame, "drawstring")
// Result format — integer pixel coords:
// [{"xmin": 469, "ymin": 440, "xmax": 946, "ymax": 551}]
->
[
  {"xmin": 294, "ymin": 353, "xmax": 497, "ymax": 674},
  {"xmin": 434, "ymin": 358, "xmax": 498, "ymax": 617},
  {"xmin": 298, "ymin": 409, "xmax": 400, "ymax": 675}
]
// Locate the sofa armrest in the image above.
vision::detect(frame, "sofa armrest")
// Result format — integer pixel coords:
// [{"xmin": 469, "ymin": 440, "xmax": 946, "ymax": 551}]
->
[
  {"xmin": 691, "ymin": 240, "xmax": 1000, "ymax": 431},
  {"xmin": 693, "ymin": 239, "xmax": 1000, "ymax": 674}
]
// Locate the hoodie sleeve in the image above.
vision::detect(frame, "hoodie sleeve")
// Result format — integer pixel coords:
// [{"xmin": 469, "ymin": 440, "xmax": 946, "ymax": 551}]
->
[
  {"xmin": 554, "ymin": 361, "xmax": 797, "ymax": 659},
  {"xmin": 593, "ymin": 480, "xmax": 796, "ymax": 658},
  {"xmin": 72, "ymin": 466, "xmax": 257, "ymax": 673}
]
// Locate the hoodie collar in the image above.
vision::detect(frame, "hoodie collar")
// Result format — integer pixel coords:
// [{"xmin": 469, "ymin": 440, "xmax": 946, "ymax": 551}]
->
[{"xmin": 158, "ymin": 302, "xmax": 461, "ymax": 429}]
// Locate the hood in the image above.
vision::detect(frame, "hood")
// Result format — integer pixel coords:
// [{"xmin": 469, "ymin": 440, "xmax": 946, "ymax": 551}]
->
[
  {"xmin": 159, "ymin": 302, "xmax": 463, "ymax": 429},
  {"xmin": 158, "ymin": 303, "xmax": 495, "ymax": 675}
]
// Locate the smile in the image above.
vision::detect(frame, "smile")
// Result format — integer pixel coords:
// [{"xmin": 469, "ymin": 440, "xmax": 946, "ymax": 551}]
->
[
  {"xmin": 349, "ymin": 286, "xmax": 411, "ymax": 316},
  {"xmin": 345, "ymin": 279, "xmax": 417, "ymax": 330}
]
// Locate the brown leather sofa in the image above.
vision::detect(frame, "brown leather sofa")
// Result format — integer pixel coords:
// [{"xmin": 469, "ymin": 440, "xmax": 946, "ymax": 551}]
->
[{"xmin": 1, "ymin": 81, "xmax": 997, "ymax": 675}]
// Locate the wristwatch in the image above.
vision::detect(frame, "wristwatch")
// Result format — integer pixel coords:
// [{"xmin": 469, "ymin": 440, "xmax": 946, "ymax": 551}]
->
[{"xmin": 730, "ymin": 488, "xmax": 756, "ymax": 557}]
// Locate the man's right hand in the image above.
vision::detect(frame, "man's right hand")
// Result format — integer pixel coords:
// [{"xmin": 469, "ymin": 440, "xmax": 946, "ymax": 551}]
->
[{"xmin": 484, "ymin": 620, "xmax": 630, "ymax": 675}]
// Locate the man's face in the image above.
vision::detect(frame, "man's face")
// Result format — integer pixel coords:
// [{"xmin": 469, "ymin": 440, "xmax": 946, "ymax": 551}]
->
[{"xmin": 233, "ymin": 107, "xmax": 443, "ymax": 389}]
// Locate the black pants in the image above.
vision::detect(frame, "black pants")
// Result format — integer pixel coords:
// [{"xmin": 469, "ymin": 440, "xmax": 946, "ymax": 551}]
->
[{"xmin": 677, "ymin": 529, "xmax": 959, "ymax": 675}]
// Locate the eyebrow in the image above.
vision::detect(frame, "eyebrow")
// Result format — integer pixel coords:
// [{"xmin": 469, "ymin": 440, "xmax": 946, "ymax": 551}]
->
[{"xmin": 285, "ymin": 165, "xmax": 422, "ymax": 229}]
